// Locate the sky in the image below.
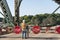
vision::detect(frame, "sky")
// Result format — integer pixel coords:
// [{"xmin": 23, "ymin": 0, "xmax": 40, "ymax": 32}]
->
[{"xmin": 0, "ymin": 0, "xmax": 60, "ymax": 17}]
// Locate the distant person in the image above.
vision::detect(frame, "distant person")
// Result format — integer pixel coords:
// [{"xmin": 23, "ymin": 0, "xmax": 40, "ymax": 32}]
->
[{"xmin": 26, "ymin": 24, "xmax": 30, "ymax": 38}]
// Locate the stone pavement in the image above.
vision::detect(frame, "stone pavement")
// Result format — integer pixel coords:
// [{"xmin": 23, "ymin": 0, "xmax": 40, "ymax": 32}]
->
[{"xmin": 0, "ymin": 32, "xmax": 60, "ymax": 40}]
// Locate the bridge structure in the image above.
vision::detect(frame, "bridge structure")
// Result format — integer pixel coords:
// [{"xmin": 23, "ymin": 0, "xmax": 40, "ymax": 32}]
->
[
  {"xmin": 14, "ymin": 0, "xmax": 22, "ymax": 26},
  {"xmin": 0, "ymin": 0, "xmax": 60, "ymax": 27},
  {"xmin": 0, "ymin": 0, "xmax": 22, "ymax": 27},
  {"xmin": 0, "ymin": 0, "xmax": 60, "ymax": 40}
]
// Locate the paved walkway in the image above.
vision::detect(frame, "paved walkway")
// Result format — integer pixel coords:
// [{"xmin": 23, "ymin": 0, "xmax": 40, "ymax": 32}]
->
[{"xmin": 0, "ymin": 32, "xmax": 60, "ymax": 40}]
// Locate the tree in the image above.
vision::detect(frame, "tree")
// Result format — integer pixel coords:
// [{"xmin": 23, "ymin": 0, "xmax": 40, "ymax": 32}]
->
[{"xmin": 41, "ymin": 14, "xmax": 57, "ymax": 26}]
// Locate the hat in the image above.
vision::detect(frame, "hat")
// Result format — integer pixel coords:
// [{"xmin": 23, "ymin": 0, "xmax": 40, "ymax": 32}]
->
[{"xmin": 23, "ymin": 20, "xmax": 25, "ymax": 23}]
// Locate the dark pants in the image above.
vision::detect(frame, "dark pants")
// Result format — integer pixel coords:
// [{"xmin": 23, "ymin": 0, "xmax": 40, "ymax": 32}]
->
[
  {"xmin": 22, "ymin": 30, "xmax": 27, "ymax": 39},
  {"xmin": 26, "ymin": 29, "xmax": 29, "ymax": 38}
]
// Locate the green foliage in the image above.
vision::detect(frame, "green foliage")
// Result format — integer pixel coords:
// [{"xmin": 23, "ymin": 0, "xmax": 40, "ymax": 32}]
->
[
  {"xmin": 1, "ymin": 13, "xmax": 60, "ymax": 27},
  {"xmin": 20, "ymin": 13, "xmax": 60, "ymax": 26}
]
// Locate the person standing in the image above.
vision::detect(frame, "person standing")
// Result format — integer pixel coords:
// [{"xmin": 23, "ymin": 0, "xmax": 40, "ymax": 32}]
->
[
  {"xmin": 26, "ymin": 25, "xmax": 29, "ymax": 38},
  {"xmin": 21, "ymin": 20, "xmax": 27, "ymax": 39}
]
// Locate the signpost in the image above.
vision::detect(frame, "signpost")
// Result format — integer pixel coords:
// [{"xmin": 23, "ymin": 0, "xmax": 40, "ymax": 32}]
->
[
  {"xmin": 56, "ymin": 26, "xmax": 60, "ymax": 34},
  {"xmin": 32, "ymin": 26, "xmax": 40, "ymax": 34},
  {"xmin": 14, "ymin": 26, "xmax": 22, "ymax": 34}
]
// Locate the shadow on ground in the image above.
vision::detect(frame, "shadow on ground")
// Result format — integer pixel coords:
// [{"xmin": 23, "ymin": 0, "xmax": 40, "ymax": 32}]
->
[{"xmin": 0, "ymin": 36, "xmax": 60, "ymax": 39}]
